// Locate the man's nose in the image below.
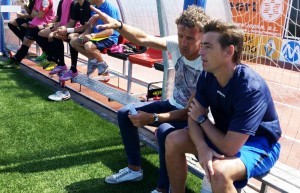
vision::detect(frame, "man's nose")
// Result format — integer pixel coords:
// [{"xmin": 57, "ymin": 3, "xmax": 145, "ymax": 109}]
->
[{"xmin": 199, "ymin": 47, "xmax": 204, "ymax": 56}]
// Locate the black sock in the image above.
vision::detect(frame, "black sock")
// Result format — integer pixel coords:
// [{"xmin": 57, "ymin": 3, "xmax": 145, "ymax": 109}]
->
[
  {"xmin": 14, "ymin": 44, "xmax": 29, "ymax": 62},
  {"xmin": 69, "ymin": 43, "xmax": 78, "ymax": 71},
  {"xmin": 70, "ymin": 66, "xmax": 77, "ymax": 73},
  {"xmin": 35, "ymin": 36, "xmax": 50, "ymax": 58},
  {"xmin": 19, "ymin": 26, "xmax": 27, "ymax": 41},
  {"xmin": 8, "ymin": 23, "xmax": 24, "ymax": 41},
  {"xmin": 53, "ymin": 38, "xmax": 65, "ymax": 66}
]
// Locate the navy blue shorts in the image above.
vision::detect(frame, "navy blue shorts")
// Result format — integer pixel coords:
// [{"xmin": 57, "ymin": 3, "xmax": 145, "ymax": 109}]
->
[{"xmin": 91, "ymin": 38, "xmax": 114, "ymax": 52}]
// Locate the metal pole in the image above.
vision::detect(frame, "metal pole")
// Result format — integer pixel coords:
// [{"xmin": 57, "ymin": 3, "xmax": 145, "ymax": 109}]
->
[
  {"xmin": 156, "ymin": 0, "xmax": 169, "ymax": 100},
  {"xmin": 0, "ymin": 2, "xmax": 7, "ymax": 55}
]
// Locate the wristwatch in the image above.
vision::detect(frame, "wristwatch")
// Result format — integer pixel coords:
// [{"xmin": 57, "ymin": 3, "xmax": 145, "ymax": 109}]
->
[
  {"xmin": 153, "ymin": 113, "xmax": 159, "ymax": 124},
  {"xmin": 197, "ymin": 115, "xmax": 207, "ymax": 125}
]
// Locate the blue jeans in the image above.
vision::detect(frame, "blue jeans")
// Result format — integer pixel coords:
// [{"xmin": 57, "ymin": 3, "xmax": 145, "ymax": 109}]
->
[{"xmin": 117, "ymin": 100, "xmax": 187, "ymax": 190}]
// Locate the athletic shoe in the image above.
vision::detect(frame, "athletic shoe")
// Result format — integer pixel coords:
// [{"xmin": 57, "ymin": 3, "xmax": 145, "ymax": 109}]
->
[
  {"xmin": 49, "ymin": 65, "xmax": 67, "ymax": 75},
  {"xmin": 105, "ymin": 167, "xmax": 143, "ymax": 184},
  {"xmin": 37, "ymin": 59, "xmax": 51, "ymax": 68},
  {"xmin": 59, "ymin": 70, "xmax": 78, "ymax": 81},
  {"xmin": 44, "ymin": 61, "xmax": 57, "ymax": 71},
  {"xmin": 1, "ymin": 58, "xmax": 20, "ymax": 69},
  {"xmin": 35, "ymin": 52, "xmax": 47, "ymax": 61},
  {"xmin": 151, "ymin": 190, "xmax": 162, "ymax": 193},
  {"xmin": 87, "ymin": 60, "xmax": 98, "ymax": 76},
  {"xmin": 48, "ymin": 91, "xmax": 70, "ymax": 101},
  {"xmin": 99, "ymin": 72, "xmax": 110, "ymax": 83},
  {"xmin": 97, "ymin": 61, "xmax": 108, "ymax": 75}
]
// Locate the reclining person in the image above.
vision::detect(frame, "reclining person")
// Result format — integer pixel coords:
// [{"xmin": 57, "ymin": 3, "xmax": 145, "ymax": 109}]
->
[
  {"xmin": 8, "ymin": 0, "xmax": 35, "ymax": 42},
  {"xmin": 3, "ymin": 0, "xmax": 55, "ymax": 69},
  {"xmin": 35, "ymin": 0, "xmax": 74, "ymax": 71}
]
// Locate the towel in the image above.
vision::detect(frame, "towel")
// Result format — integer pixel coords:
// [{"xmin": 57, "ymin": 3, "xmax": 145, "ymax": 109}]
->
[{"xmin": 60, "ymin": 0, "xmax": 73, "ymax": 26}]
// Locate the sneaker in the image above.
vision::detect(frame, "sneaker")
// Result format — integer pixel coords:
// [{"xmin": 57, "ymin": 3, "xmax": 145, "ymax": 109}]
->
[
  {"xmin": 59, "ymin": 70, "xmax": 78, "ymax": 81},
  {"xmin": 49, "ymin": 65, "xmax": 67, "ymax": 75},
  {"xmin": 99, "ymin": 71, "xmax": 110, "ymax": 82},
  {"xmin": 87, "ymin": 60, "xmax": 98, "ymax": 76},
  {"xmin": 48, "ymin": 91, "xmax": 71, "ymax": 101},
  {"xmin": 97, "ymin": 61, "xmax": 108, "ymax": 75},
  {"xmin": 37, "ymin": 59, "xmax": 51, "ymax": 68},
  {"xmin": 44, "ymin": 61, "xmax": 57, "ymax": 71},
  {"xmin": 1, "ymin": 58, "xmax": 20, "ymax": 69},
  {"xmin": 35, "ymin": 52, "xmax": 47, "ymax": 61},
  {"xmin": 151, "ymin": 190, "xmax": 162, "ymax": 193},
  {"xmin": 105, "ymin": 167, "xmax": 143, "ymax": 184}
]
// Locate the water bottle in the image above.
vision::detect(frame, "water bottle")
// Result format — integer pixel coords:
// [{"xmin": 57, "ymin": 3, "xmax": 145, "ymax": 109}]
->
[{"xmin": 200, "ymin": 176, "xmax": 212, "ymax": 193}]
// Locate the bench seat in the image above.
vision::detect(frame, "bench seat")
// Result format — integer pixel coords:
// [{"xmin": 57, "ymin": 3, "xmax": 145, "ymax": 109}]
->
[{"xmin": 72, "ymin": 74, "xmax": 141, "ymax": 105}]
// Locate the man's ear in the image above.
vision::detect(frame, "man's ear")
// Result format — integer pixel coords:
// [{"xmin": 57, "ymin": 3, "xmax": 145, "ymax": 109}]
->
[{"xmin": 226, "ymin": 45, "xmax": 235, "ymax": 58}]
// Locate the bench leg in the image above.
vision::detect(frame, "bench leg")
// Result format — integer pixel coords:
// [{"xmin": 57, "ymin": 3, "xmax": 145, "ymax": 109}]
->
[
  {"xmin": 259, "ymin": 183, "xmax": 268, "ymax": 193},
  {"xmin": 127, "ymin": 61, "xmax": 133, "ymax": 94},
  {"xmin": 122, "ymin": 60, "xmax": 128, "ymax": 76}
]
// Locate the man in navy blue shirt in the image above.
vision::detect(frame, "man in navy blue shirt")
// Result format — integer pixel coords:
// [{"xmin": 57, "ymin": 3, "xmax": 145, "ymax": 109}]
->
[{"xmin": 165, "ymin": 19, "xmax": 282, "ymax": 193}]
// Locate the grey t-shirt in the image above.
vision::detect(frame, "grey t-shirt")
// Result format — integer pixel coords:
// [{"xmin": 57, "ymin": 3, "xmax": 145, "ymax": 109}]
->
[{"xmin": 164, "ymin": 36, "xmax": 203, "ymax": 108}]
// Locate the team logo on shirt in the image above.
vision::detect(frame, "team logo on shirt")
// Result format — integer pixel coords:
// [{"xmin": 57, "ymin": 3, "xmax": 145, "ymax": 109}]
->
[{"xmin": 217, "ymin": 90, "xmax": 226, "ymax": 98}]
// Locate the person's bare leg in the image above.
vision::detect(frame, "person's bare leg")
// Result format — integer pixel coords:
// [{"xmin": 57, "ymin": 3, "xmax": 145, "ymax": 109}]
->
[
  {"xmin": 84, "ymin": 42, "xmax": 104, "ymax": 62},
  {"xmin": 38, "ymin": 27, "xmax": 51, "ymax": 38},
  {"xmin": 23, "ymin": 37, "xmax": 34, "ymax": 47},
  {"xmin": 9, "ymin": 19, "xmax": 18, "ymax": 27},
  {"xmin": 165, "ymin": 129, "xmax": 197, "ymax": 193},
  {"xmin": 210, "ymin": 158, "xmax": 246, "ymax": 193},
  {"xmin": 70, "ymin": 37, "xmax": 93, "ymax": 59}
]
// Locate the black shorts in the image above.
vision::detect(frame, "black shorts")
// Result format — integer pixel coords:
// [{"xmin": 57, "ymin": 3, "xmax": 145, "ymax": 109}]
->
[
  {"xmin": 16, "ymin": 18, "xmax": 33, "ymax": 26},
  {"xmin": 25, "ymin": 26, "xmax": 40, "ymax": 40}
]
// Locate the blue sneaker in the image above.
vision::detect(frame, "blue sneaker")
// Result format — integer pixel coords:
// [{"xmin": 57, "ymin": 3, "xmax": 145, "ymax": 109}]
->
[
  {"xmin": 87, "ymin": 60, "xmax": 98, "ymax": 76},
  {"xmin": 97, "ymin": 61, "xmax": 108, "ymax": 75}
]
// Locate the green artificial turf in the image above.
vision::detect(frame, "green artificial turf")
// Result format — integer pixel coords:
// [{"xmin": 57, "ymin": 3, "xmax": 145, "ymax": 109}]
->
[{"xmin": 0, "ymin": 65, "xmax": 200, "ymax": 193}]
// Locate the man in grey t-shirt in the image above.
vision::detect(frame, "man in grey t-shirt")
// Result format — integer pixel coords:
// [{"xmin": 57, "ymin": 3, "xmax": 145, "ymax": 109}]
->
[{"xmin": 91, "ymin": 5, "xmax": 210, "ymax": 193}]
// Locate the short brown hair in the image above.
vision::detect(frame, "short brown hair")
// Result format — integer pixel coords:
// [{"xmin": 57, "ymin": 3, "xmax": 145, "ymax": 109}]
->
[
  {"xmin": 176, "ymin": 5, "xmax": 211, "ymax": 32},
  {"xmin": 203, "ymin": 19, "xmax": 244, "ymax": 63}
]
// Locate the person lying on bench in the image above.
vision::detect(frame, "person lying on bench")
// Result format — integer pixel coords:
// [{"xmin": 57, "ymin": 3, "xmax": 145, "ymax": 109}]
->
[
  {"xmin": 165, "ymin": 19, "xmax": 282, "ymax": 193},
  {"xmin": 92, "ymin": 5, "xmax": 211, "ymax": 193},
  {"xmin": 2, "ymin": 0, "xmax": 55, "ymax": 69},
  {"xmin": 61, "ymin": 0, "xmax": 120, "ymax": 81},
  {"xmin": 34, "ymin": 0, "xmax": 74, "ymax": 71},
  {"xmin": 8, "ymin": 0, "xmax": 35, "ymax": 42}
]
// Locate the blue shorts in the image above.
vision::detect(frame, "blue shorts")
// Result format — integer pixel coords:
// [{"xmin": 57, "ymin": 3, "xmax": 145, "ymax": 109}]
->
[
  {"xmin": 91, "ymin": 38, "xmax": 115, "ymax": 52},
  {"xmin": 206, "ymin": 135, "xmax": 280, "ymax": 188}
]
